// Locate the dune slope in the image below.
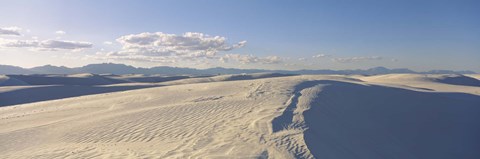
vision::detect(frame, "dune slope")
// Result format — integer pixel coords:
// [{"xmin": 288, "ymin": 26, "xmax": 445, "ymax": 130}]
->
[{"xmin": 0, "ymin": 73, "xmax": 293, "ymax": 107}]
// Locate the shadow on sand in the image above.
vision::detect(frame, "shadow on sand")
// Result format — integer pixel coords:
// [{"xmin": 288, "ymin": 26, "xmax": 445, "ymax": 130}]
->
[
  {"xmin": 272, "ymin": 80, "xmax": 480, "ymax": 159},
  {"xmin": 0, "ymin": 85, "xmax": 158, "ymax": 107}
]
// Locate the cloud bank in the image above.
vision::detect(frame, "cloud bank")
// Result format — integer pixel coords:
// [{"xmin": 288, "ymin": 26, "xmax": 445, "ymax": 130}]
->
[
  {"xmin": 0, "ymin": 27, "xmax": 93, "ymax": 51},
  {"xmin": 0, "ymin": 39, "xmax": 93, "ymax": 51},
  {"xmin": 0, "ymin": 27, "xmax": 22, "ymax": 36},
  {"xmin": 0, "ymin": 26, "xmax": 388, "ymax": 68},
  {"xmin": 221, "ymin": 54, "xmax": 283, "ymax": 64},
  {"xmin": 332, "ymin": 56, "xmax": 383, "ymax": 63}
]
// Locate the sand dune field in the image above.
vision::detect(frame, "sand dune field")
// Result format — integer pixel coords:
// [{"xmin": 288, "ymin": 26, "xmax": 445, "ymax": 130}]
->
[{"xmin": 0, "ymin": 74, "xmax": 479, "ymax": 158}]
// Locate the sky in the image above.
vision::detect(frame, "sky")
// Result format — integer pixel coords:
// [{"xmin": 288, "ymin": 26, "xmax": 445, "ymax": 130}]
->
[{"xmin": 0, "ymin": 0, "xmax": 479, "ymax": 72}]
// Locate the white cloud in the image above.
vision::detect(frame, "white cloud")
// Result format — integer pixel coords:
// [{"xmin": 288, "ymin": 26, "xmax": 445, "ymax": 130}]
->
[
  {"xmin": 55, "ymin": 30, "xmax": 66, "ymax": 35},
  {"xmin": 0, "ymin": 39, "xmax": 38, "ymax": 47},
  {"xmin": 312, "ymin": 54, "xmax": 330, "ymax": 58},
  {"xmin": 40, "ymin": 40, "xmax": 92, "ymax": 50},
  {"xmin": 0, "ymin": 27, "xmax": 22, "ymax": 36},
  {"xmin": 1, "ymin": 27, "xmax": 92, "ymax": 51},
  {"xmin": 221, "ymin": 54, "xmax": 283, "ymax": 64},
  {"xmin": 263, "ymin": 56, "xmax": 283, "ymax": 64},
  {"xmin": 0, "ymin": 38, "xmax": 93, "ymax": 51},
  {"xmin": 332, "ymin": 56, "xmax": 383, "ymax": 63},
  {"xmin": 103, "ymin": 41, "xmax": 113, "ymax": 45}
]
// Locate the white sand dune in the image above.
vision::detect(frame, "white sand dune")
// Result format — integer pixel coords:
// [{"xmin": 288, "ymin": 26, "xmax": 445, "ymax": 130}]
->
[
  {"xmin": 0, "ymin": 74, "xmax": 479, "ymax": 158},
  {"xmin": 1, "ymin": 74, "xmax": 189, "ymax": 86},
  {"xmin": 360, "ymin": 74, "xmax": 480, "ymax": 86},
  {"xmin": 466, "ymin": 74, "xmax": 480, "ymax": 80},
  {"xmin": 161, "ymin": 72, "xmax": 294, "ymax": 85},
  {"xmin": 0, "ymin": 73, "xmax": 169, "ymax": 106},
  {"xmin": 360, "ymin": 74, "xmax": 480, "ymax": 95},
  {"xmin": 0, "ymin": 73, "xmax": 292, "ymax": 87},
  {"xmin": 0, "ymin": 73, "xmax": 293, "ymax": 107}
]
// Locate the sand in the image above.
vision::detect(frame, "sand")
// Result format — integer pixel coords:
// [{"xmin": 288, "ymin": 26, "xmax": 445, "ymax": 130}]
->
[{"xmin": 0, "ymin": 74, "xmax": 479, "ymax": 158}]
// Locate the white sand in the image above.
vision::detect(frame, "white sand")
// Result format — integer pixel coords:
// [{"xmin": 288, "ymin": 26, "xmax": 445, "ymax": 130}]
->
[
  {"xmin": 466, "ymin": 74, "xmax": 480, "ymax": 80},
  {"xmin": 0, "ymin": 74, "xmax": 479, "ymax": 158}
]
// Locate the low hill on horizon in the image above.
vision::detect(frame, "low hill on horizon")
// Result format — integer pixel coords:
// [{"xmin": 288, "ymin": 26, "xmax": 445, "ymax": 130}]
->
[{"xmin": 0, "ymin": 63, "xmax": 476, "ymax": 75}]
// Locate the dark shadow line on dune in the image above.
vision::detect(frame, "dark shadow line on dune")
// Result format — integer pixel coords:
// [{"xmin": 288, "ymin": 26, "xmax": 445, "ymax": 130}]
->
[
  {"xmin": 8, "ymin": 75, "xmax": 129, "ymax": 86},
  {"xmin": 222, "ymin": 73, "xmax": 297, "ymax": 82},
  {"xmin": 434, "ymin": 76, "xmax": 480, "ymax": 87},
  {"xmin": 0, "ymin": 85, "xmax": 160, "ymax": 107}
]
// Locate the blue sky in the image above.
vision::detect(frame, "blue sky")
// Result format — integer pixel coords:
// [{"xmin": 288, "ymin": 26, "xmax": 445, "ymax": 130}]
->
[{"xmin": 0, "ymin": 0, "xmax": 479, "ymax": 72}]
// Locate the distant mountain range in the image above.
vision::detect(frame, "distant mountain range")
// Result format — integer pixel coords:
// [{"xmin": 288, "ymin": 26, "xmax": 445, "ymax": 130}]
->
[{"xmin": 0, "ymin": 63, "xmax": 476, "ymax": 75}]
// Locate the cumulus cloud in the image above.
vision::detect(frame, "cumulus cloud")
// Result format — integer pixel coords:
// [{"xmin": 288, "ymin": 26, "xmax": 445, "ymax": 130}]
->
[
  {"xmin": 97, "ymin": 32, "xmax": 247, "ymax": 63},
  {"xmin": 0, "ymin": 27, "xmax": 22, "ymax": 36},
  {"xmin": 332, "ymin": 56, "xmax": 383, "ymax": 63},
  {"xmin": 103, "ymin": 41, "xmax": 113, "ymax": 45},
  {"xmin": 0, "ymin": 38, "xmax": 93, "ymax": 51},
  {"xmin": 114, "ymin": 32, "xmax": 246, "ymax": 58},
  {"xmin": 221, "ymin": 54, "xmax": 283, "ymax": 64},
  {"xmin": 55, "ymin": 30, "xmax": 66, "ymax": 35}
]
